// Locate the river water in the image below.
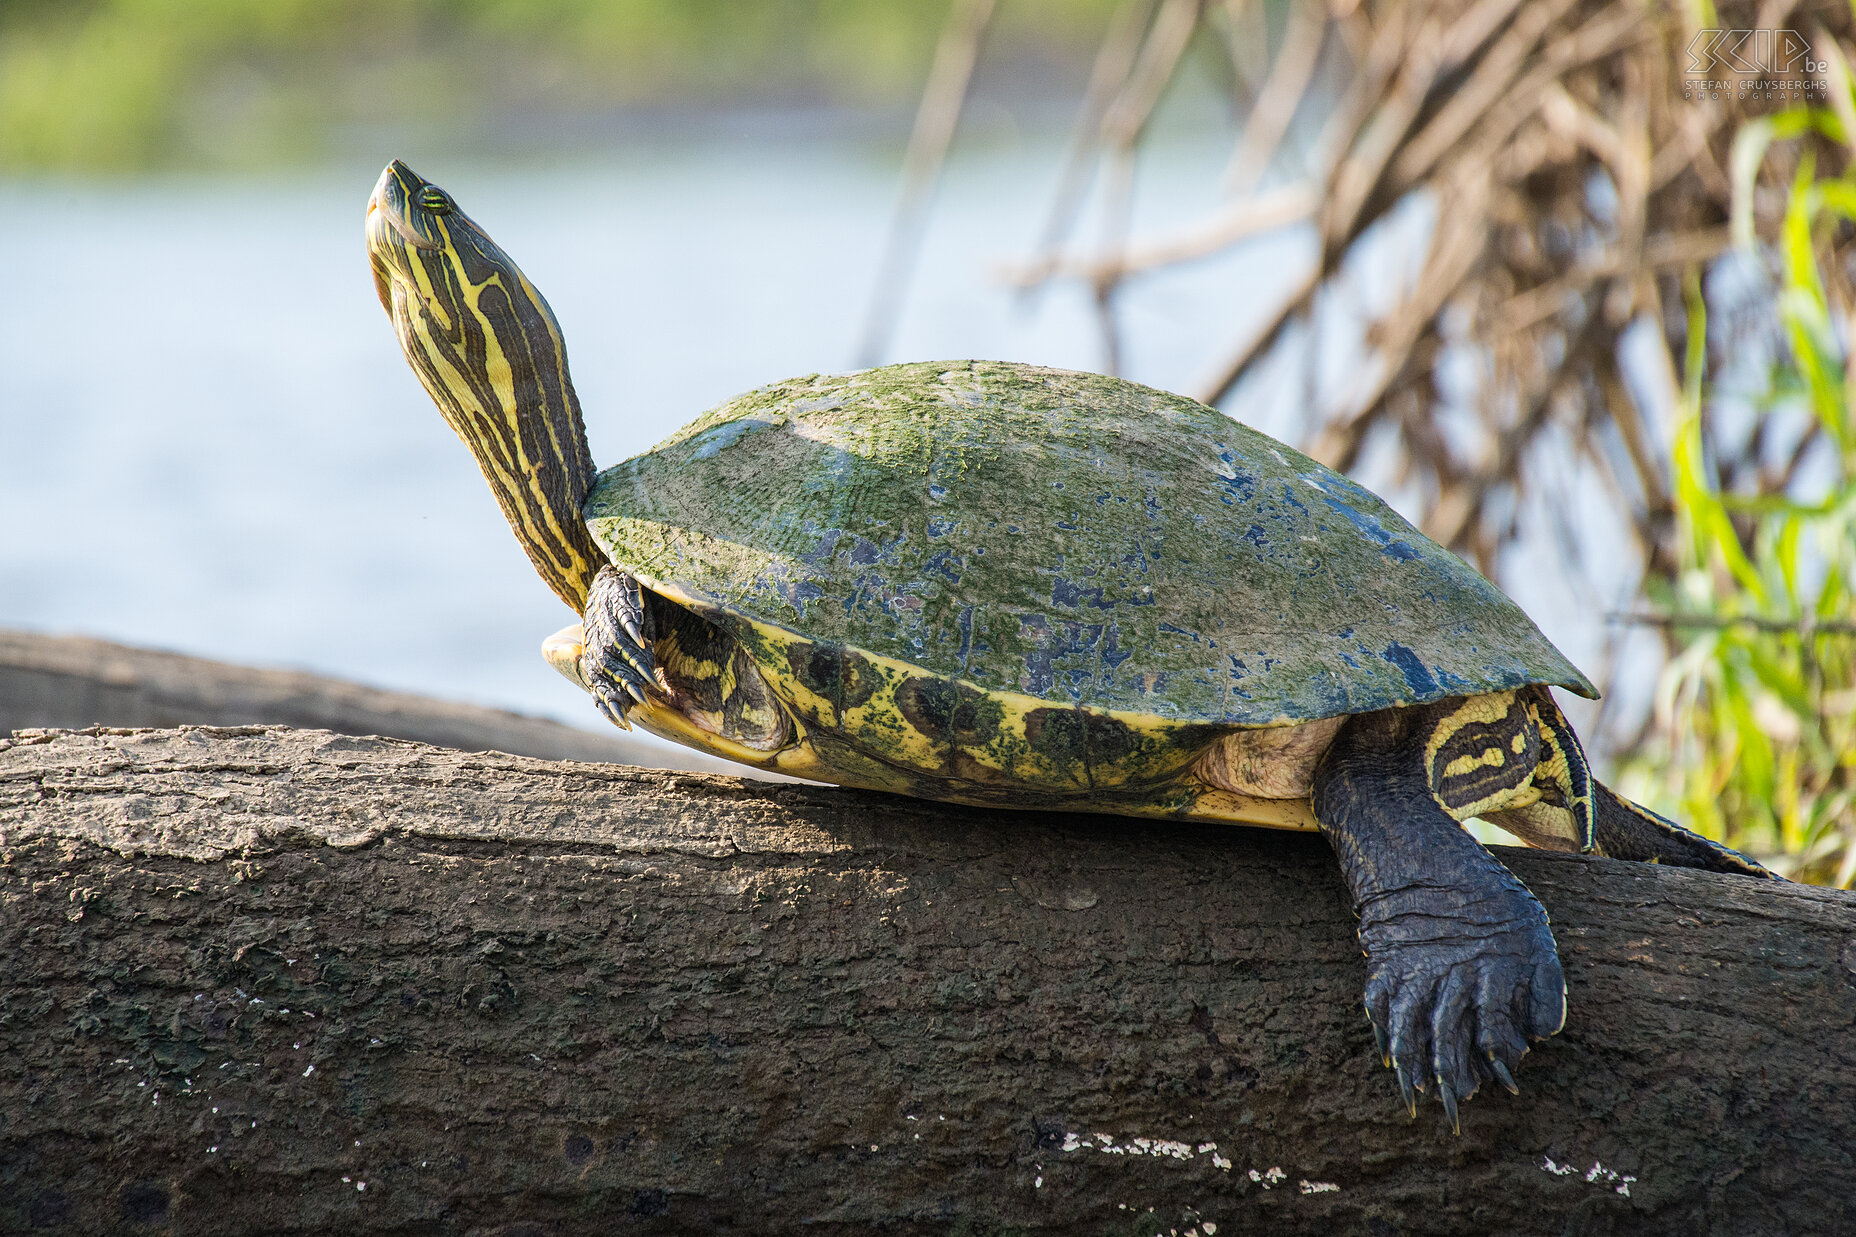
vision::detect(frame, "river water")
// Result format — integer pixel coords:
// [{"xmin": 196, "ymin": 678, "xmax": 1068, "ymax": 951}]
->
[{"xmin": 0, "ymin": 131, "xmax": 1627, "ymax": 760}]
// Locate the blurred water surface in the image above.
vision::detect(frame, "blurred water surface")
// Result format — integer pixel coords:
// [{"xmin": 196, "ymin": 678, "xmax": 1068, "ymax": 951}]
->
[{"xmin": 3, "ymin": 134, "xmax": 1323, "ymax": 757}]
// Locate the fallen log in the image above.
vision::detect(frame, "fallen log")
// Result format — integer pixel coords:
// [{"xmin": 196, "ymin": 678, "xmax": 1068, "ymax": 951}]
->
[
  {"xmin": 1, "ymin": 726, "xmax": 1852, "ymax": 1235},
  {"xmin": 0, "ymin": 627, "xmax": 764, "ymax": 776}
]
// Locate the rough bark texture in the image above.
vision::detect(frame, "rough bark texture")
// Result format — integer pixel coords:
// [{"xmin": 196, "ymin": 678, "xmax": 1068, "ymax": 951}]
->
[
  {"xmin": 0, "ymin": 628, "xmax": 765, "ymax": 777},
  {"xmin": 2, "ymin": 726, "xmax": 1853, "ymax": 1236}
]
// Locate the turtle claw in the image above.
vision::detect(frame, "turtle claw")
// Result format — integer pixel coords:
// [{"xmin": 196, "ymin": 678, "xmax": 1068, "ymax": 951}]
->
[
  {"xmin": 1371, "ymin": 1016, "xmax": 1391, "ymax": 1068},
  {"xmin": 1437, "ymin": 1078, "xmax": 1460, "ymax": 1134},
  {"xmin": 1491, "ymin": 1057, "xmax": 1519, "ymax": 1096},
  {"xmin": 1394, "ymin": 1061, "xmax": 1418, "ymax": 1118},
  {"xmin": 616, "ymin": 609, "xmax": 648, "ymax": 653}
]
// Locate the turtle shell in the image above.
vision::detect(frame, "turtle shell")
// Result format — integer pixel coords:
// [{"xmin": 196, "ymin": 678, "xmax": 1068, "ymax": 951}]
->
[{"xmin": 582, "ymin": 361, "xmax": 1593, "ymax": 730}]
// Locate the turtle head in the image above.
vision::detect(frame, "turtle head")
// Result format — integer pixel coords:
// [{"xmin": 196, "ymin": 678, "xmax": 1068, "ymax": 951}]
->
[{"xmin": 367, "ymin": 159, "xmax": 605, "ymax": 611}]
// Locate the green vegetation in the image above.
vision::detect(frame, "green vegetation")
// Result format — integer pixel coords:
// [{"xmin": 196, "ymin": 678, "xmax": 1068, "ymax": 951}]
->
[
  {"xmin": 0, "ymin": 0, "xmax": 1115, "ymax": 171},
  {"xmin": 1619, "ymin": 106, "xmax": 1856, "ymax": 887}
]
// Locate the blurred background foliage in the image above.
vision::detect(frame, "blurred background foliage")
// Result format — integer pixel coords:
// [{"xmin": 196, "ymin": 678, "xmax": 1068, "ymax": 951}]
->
[
  {"xmin": 1619, "ymin": 121, "xmax": 1856, "ymax": 886},
  {"xmin": 0, "ymin": 0, "xmax": 1116, "ymax": 170}
]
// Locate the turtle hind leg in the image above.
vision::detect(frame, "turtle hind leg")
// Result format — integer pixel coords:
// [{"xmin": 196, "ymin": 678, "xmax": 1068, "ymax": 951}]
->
[
  {"xmin": 647, "ymin": 592, "xmax": 790, "ymax": 751},
  {"xmin": 1592, "ymin": 782, "xmax": 1776, "ymax": 877},
  {"xmin": 1312, "ymin": 701, "xmax": 1566, "ymax": 1130},
  {"xmin": 574, "ymin": 565, "xmax": 792, "ymax": 752}
]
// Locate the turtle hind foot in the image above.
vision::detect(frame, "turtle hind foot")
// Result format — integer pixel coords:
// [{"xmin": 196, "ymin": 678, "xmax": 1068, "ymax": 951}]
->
[
  {"xmin": 1593, "ymin": 781, "xmax": 1777, "ymax": 878},
  {"xmin": 582, "ymin": 565, "xmax": 657, "ymax": 729}
]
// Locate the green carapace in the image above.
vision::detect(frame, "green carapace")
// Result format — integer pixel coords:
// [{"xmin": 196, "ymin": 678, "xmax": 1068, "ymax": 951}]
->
[
  {"xmin": 590, "ymin": 362, "xmax": 1592, "ymax": 725},
  {"xmin": 368, "ymin": 159, "xmax": 1774, "ymax": 1133}
]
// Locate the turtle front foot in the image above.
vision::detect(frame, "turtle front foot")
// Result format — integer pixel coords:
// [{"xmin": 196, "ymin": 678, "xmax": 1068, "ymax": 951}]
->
[
  {"xmin": 1359, "ymin": 883, "xmax": 1564, "ymax": 1131},
  {"xmin": 582, "ymin": 565, "xmax": 658, "ymax": 729}
]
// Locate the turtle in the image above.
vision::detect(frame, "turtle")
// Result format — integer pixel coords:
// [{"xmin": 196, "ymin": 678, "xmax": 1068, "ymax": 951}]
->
[{"xmin": 366, "ymin": 159, "xmax": 1774, "ymax": 1129}]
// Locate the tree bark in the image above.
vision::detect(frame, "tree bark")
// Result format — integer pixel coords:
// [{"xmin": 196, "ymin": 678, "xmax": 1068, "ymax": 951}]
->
[{"xmin": 2, "ymin": 726, "xmax": 1853, "ymax": 1236}]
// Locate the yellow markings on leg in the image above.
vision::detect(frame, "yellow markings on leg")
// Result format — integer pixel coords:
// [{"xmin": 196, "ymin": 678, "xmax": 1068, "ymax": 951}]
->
[
  {"xmin": 1483, "ymin": 799, "xmax": 1585, "ymax": 852},
  {"xmin": 541, "ymin": 616, "xmax": 797, "ymax": 756},
  {"xmin": 625, "ymin": 697, "xmax": 825, "ymax": 777},
  {"xmin": 654, "ymin": 622, "xmax": 733, "ymax": 723},
  {"xmin": 642, "ymin": 606, "xmax": 790, "ymax": 752},
  {"xmin": 1523, "ymin": 686, "xmax": 1596, "ymax": 853},
  {"xmin": 1420, "ymin": 691, "xmax": 1542, "ymax": 821},
  {"xmin": 1439, "ymin": 747, "xmax": 1515, "ymax": 781}
]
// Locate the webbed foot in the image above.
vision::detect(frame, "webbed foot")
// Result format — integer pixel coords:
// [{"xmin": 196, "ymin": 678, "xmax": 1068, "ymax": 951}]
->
[
  {"xmin": 582, "ymin": 565, "xmax": 657, "ymax": 728},
  {"xmin": 1360, "ymin": 882, "xmax": 1564, "ymax": 1130}
]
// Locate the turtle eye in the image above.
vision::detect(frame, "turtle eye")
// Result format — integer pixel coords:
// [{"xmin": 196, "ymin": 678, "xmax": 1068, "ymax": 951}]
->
[{"xmin": 418, "ymin": 187, "xmax": 452, "ymax": 215}]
